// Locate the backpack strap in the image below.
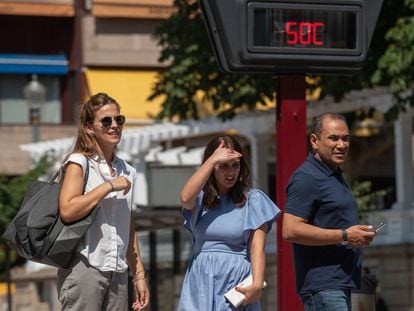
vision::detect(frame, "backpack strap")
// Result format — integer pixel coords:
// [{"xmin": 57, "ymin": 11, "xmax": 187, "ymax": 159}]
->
[{"xmin": 82, "ymin": 156, "xmax": 89, "ymax": 194}]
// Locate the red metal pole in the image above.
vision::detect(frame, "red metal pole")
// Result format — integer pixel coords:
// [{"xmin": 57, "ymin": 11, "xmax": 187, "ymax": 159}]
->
[{"xmin": 276, "ymin": 75, "xmax": 307, "ymax": 311}]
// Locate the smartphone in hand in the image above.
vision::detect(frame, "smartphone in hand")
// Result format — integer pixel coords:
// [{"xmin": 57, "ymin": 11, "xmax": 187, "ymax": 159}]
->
[{"xmin": 373, "ymin": 222, "xmax": 386, "ymax": 233}]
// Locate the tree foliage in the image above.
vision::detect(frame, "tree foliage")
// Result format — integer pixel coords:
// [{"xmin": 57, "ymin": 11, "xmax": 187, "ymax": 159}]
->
[
  {"xmin": 318, "ymin": 1, "xmax": 412, "ymax": 101},
  {"xmin": 372, "ymin": 0, "xmax": 414, "ymax": 120},
  {"xmin": 308, "ymin": 0, "xmax": 414, "ymax": 122},
  {"xmin": 149, "ymin": 0, "xmax": 414, "ymax": 121},
  {"xmin": 351, "ymin": 180, "xmax": 388, "ymax": 221},
  {"xmin": 149, "ymin": 0, "xmax": 275, "ymax": 121}
]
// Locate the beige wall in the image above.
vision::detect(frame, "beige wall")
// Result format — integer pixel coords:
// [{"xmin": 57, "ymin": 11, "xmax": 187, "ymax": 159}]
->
[
  {"xmin": 0, "ymin": 125, "xmax": 75, "ymax": 175},
  {"xmin": 82, "ymin": 15, "xmax": 164, "ymax": 68},
  {"xmin": 364, "ymin": 244, "xmax": 414, "ymax": 311}
]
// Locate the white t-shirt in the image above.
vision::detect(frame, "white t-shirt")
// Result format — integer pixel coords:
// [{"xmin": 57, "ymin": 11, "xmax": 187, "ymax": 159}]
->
[{"xmin": 64, "ymin": 153, "xmax": 136, "ymax": 272}]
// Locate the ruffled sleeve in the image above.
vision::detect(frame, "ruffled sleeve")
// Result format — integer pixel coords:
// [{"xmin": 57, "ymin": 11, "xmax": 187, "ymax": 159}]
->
[
  {"xmin": 182, "ymin": 192, "xmax": 204, "ymax": 233},
  {"xmin": 243, "ymin": 189, "xmax": 281, "ymax": 241}
]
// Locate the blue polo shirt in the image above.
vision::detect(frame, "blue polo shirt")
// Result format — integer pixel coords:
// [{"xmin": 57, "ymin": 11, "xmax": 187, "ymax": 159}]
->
[{"xmin": 285, "ymin": 153, "xmax": 362, "ymax": 296}]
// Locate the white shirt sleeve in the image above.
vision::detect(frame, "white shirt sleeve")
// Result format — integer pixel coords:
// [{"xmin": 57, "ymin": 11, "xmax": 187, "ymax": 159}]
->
[{"xmin": 64, "ymin": 153, "xmax": 88, "ymax": 178}]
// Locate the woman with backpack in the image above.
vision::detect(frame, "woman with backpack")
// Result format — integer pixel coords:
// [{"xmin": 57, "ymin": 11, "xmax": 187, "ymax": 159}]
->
[{"xmin": 57, "ymin": 93, "xmax": 149, "ymax": 310}]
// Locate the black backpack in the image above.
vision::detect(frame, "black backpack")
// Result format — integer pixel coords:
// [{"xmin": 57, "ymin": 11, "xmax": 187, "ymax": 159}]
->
[{"xmin": 2, "ymin": 158, "xmax": 99, "ymax": 268}]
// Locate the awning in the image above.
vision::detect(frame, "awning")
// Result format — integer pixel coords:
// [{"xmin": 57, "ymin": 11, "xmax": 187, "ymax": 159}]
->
[
  {"xmin": 0, "ymin": 54, "xmax": 69, "ymax": 75},
  {"xmin": 91, "ymin": 0, "xmax": 173, "ymax": 19},
  {"xmin": 0, "ymin": 1, "xmax": 74, "ymax": 17},
  {"xmin": 85, "ymin": 68, "xmax": 164, "ymax": 121}
]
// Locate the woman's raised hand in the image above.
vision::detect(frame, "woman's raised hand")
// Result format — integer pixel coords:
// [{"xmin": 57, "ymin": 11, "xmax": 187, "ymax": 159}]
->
[{"xmin": 210, "ymin": 140, "xmax": 242, "ymax": 164}]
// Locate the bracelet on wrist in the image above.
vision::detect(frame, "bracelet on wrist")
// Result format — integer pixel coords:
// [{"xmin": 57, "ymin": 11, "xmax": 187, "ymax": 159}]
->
[{"xmin": 106, "ymin": 180, "xmax": 115, "ymax": 192}]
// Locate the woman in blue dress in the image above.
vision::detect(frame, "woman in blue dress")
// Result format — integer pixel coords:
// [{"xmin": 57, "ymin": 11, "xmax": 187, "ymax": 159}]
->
[{"xmin": 178, "ymin": 135, "xmax": 280, "ymax": 310}]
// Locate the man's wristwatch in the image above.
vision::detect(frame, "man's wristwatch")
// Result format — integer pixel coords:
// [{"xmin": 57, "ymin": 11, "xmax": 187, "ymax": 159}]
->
[{"xmin": 340, "ymin": 228, "xmax": 348, "ymax": 246}]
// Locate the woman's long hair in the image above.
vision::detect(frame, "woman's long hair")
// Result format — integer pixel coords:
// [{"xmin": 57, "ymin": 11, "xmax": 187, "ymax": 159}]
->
[
  {"xmin": 202, "ymin": 135, "xmax": 251, "ymax": 208},
  {"xmin": 72, "ymin": 92, "xmax": 121, "ymax": 158}
]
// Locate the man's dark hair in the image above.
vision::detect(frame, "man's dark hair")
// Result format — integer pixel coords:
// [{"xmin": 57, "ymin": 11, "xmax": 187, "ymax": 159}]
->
[{"xmin": 311, "ymin": 113, "xmax": 347, "ymax": 137}]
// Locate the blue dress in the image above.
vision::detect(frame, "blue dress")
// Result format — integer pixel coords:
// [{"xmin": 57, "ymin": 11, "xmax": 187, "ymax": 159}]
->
[{"xmin": 178, "ymin": 189, "xmax": 280, "ymax": 311}]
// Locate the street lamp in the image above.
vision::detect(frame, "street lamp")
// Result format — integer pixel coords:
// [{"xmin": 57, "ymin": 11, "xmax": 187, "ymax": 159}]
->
[{"xmin": 23, "ymin": 74, "xmax": 46, "ymax": 142}]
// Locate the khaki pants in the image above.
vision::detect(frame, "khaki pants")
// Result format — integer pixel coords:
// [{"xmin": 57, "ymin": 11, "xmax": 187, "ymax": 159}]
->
[{"xmin": 57, "ymin": 254, "xmax": 129, "ymax": 311}]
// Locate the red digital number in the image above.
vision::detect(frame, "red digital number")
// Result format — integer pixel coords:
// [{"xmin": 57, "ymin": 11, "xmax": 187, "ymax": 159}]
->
[
  {"xmin": 285, "ymin": 21, "xmax": 324, "ymax": 46},
  {"xmin": 286, "ymin": 21, "xmax": 298, "ymax": 44}
]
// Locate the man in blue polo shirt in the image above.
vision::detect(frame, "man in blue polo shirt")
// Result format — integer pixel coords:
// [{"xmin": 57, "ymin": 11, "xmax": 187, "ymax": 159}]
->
[{"xmin": 283, "ymin": 113, "xmax": 377, "ymax": 311}]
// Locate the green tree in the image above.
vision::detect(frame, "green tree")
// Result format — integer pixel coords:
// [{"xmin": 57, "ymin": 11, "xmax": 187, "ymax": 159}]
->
[
  {"xmin": 372, "ymin": 0, "xmax": 414, "ymax": 120},
  {"xmin": 149, "ymin": 0, "xmax": 275, "ymax": 121},
  {"xmin": 149, "ymin": 0, "xmax": 413, "ymax": 121},
  {"xmin": 0, "ymin": 155, "xmax": 51, "ymax": 272},
  {"xmin": 318, "ymin": 0, "xmax": 411, "ymax": 102},
  {"xmin": 351, "ymin": 180, "xmax": 388, "ymax": 221}
]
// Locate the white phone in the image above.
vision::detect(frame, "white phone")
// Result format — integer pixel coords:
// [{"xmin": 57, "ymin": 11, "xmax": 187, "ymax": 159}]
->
[
  {"xmin": 374, "ymin": 222, "xmax": 386, "ymax": 233},
  {"xmin": 224, "ymin": 275, "xmax": 267, "ymax": 308}
]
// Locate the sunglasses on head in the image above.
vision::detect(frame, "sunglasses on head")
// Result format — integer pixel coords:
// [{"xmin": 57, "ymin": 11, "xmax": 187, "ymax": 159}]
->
[{"xmin": 99, "ymin": 115, "xmax": 126, "ymax": 128}]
